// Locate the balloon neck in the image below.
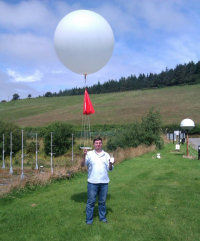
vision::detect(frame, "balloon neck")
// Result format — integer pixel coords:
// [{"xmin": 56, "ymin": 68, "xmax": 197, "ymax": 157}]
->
[{"xmin": 84, "ymin": 74, "xmax": 87, "ymax": 87}]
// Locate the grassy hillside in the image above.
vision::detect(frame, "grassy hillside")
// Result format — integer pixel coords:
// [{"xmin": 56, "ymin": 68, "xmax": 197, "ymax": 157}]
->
[
  {"xmin": 1, "ymin": 143, "xmax": 200, "ymax": 241},
  {"xmin": 0, "ymin": 84, "xmax": 200, "ymax": 127}
]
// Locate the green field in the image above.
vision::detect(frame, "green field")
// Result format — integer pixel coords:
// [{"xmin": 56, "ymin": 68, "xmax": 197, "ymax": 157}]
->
[
  {"xmin": 1, "ymin": 143, "xmax": 200, "ymax": 241},
  {"xmin": 0, "ymin": 84, "xmax": 200, "ymax": 127}
]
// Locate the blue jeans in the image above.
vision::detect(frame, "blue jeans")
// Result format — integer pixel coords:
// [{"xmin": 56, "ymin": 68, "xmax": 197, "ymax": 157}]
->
[{"xmin": 86, "ymin": 182, "xmax": 108, "ymax": 224}]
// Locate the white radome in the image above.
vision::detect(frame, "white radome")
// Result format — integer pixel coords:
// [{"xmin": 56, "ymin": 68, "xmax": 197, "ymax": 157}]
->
[
  {"xmin": 54, "ymin": 10, "xmax": 114, "ymax": 75},
  {"xmin": 180, "ymin": 118, "xmax": 195, "ymax": 130}
]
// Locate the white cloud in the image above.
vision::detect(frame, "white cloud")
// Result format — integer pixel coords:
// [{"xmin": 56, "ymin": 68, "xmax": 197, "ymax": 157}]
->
[
  {"xmin": 51, "ymin": 69, "xmax": 67, "ymax": 74},
  {"xmin": 7, "ymin": 68, "xmax": 43, "ymax": 82},
  {"xmin": 0, "ymin": 70, "xmax": 40, "ymax": 101},
  {"xmin": 116, "ymin": 0, "xmax": 191, "ymax": 33},
  {"xmin": 165, "ymin": 36, "xmax": 200, "ymax": 64},
  {"xmin": 95, "ymin": 3, "xmax": 139, "ymax": 38},
  {"xmin": 0, "ymin": 0, "xmax": 83, "ymax": 35},
  {"xmin": 138, "ymin": 0, "xmax": 188, "ymax": 31},
  {"xmin": 0, "ymin": 0, "xmax": 57, "ymax": 34},
  {"xmin": 0, "ymin": 33, "xmax": 55, "ymax": 63},
  {"xmin": 53, "ymin": 1, "xmax": 82, "ymax": 17}
]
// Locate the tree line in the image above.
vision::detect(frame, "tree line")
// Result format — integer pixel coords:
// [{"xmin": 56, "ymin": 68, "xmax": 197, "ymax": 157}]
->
[
  {"xmin": 4, "ymin": 60, "xmax": 200, "ymax": 102},
  {"xmin": 44, "ymin": 60, "xmax": 200, "ymax": 97}
]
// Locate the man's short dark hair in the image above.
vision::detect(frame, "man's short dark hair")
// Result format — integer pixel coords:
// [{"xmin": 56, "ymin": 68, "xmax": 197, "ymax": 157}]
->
[{"xmin": 93, "ymin": 137, "xmax": 102, "ymax": 144}]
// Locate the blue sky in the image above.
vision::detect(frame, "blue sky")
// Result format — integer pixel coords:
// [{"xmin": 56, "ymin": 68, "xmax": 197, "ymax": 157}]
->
[{"xmin": 1, "ymin": 0, "xmax": 200, "ymax": 101}]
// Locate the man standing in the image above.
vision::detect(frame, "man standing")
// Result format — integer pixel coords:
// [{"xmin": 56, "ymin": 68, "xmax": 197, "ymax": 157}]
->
[{"xmin": 82, "ymin": 137, "xmax": 114, "ymax": 225}]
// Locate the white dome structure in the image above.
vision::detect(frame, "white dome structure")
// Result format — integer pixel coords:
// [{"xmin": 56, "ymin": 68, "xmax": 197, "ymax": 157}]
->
[
  {"xmin": 180, "ymin": 118, "xmax": 195, "ymax": 157},
  {"xmin": 180, "ymin": 118, "xmax": 195, "ymax": 130}
]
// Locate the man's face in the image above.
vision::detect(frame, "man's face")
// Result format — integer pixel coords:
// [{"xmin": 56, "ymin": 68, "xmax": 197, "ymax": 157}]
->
[{"xmin": 94, "ymin": 140, "xmax": 102, "ymax": 152}]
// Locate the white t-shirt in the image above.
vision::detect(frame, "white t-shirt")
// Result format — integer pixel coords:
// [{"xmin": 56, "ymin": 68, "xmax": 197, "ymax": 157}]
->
[{"xmin": 85, "ymin": 150, "xmax": 112, "ymax": 184}]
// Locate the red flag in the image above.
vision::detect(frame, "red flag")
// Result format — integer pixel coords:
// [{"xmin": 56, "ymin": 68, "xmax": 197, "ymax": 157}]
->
[{"xmin": 83, "ymin": 88, "xmax": 95, "ymax": 115}]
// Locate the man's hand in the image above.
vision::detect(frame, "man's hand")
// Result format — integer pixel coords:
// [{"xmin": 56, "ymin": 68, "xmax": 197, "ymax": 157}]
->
[
  {"xmin": 83, "ymin": 148, "xmax": 88, "ymax": 155},
  {"xmin": 109, "ymin": 157, "xmax": 115, "ymax": 170},
  {"xmin": 110, "ymin": 157, "xmax": 114, "ymax": 164}
]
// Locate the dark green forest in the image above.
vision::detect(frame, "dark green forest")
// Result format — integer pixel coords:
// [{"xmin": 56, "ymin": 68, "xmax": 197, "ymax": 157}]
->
[{"xmin": 44, "ymin": 60, "xmax": 200, "ymax": 97}]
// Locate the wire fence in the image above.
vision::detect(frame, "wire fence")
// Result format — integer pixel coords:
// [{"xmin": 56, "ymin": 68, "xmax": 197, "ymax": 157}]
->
[{"xmin": 1, "ymin": 130, "xmax": 199, "ymax": 197}]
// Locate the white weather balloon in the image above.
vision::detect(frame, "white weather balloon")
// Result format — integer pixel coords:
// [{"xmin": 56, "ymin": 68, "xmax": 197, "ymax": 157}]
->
[{"xmin": 54, "ymin": 10, "xmax": 114, "ymax": 75}]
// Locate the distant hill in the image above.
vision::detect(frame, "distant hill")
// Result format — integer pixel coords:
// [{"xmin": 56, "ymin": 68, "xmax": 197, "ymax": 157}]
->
[{"xmin": 0, "ymin": 84, "xmax": 199, "ymax": 127}]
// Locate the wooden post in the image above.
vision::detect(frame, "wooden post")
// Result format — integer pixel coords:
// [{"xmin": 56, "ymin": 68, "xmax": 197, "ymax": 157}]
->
[{"xmin": 186, "ymin": 130, "xmax": 189, "ymax": 156}]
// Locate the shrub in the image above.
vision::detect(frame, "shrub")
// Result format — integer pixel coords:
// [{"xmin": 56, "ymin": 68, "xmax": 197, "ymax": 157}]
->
[
  {"xmin": 107, "ymin": 123, "xmax": 142, "ymax": 151},
  {"xmin": 24, "ymin": 126, "xmax": 47, "ymax": 138},
  {"xmin": 107, "ymin": 109, "xmax": 163, "ymax": 151},
  {"xmin": 140, "ymin": 108, "xmax": 162, "ymax": 145},
  {"xmin": 44, "ymin": 122, "xmax": 74, "ymax": 156},
  {"xmin": 189, "ymin": 123, "xmax": 200, "ymax": 135},
  {"xmin": 162, "ymin": 123, "xmax": 180, "ymax": 133},
  {"xmin": 155, "ymin": 137, "xmax": 164, "ymax": 149},
  {"xmin": 26, "ymin": 141, "xmax": 40, "ymax": 154},
  {"xmin": 0, "ymin": 121, "xmax": 23, "ymax": 158}
]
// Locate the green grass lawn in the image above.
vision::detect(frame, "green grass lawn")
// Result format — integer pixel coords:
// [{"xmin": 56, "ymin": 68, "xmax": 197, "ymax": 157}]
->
[{"xmin": 1, "ymin": 143, "xmax": 200, "ymax": 241}]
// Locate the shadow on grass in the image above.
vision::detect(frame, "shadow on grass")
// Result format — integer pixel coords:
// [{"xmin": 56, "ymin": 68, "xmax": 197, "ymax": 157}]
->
[
  {"xmin": 71, "ymin": 192, "xmax": 111, "ymax": 203},
  {"xmin": 71, "ymin": 192, "xmax": 87, "ymax": 203},
  {"xmin": 71, "ymin": 192, "xmax": 113, "ymax": 217},
  {"xmin": 170, "ymin": 151, "xmax": 185, "ymax": 155}
]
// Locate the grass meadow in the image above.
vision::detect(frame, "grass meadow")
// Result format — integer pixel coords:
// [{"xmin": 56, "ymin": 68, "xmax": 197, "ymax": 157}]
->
[
  {"xmin": 1, "ymin": 143, "xmax": 200, "ymax": 241},
  {"xmin": 0, "ymin": 84, "xmax": 200, "ymax": 127}
]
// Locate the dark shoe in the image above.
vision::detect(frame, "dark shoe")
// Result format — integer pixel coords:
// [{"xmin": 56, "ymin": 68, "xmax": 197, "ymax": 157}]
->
[
  {"xmin": 86, "ymin": 222, "xmax": 93, "ymax": 225},
  {"xmin": 100, "ymin": 219, "xmax": 107, "ymax": 223}
]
